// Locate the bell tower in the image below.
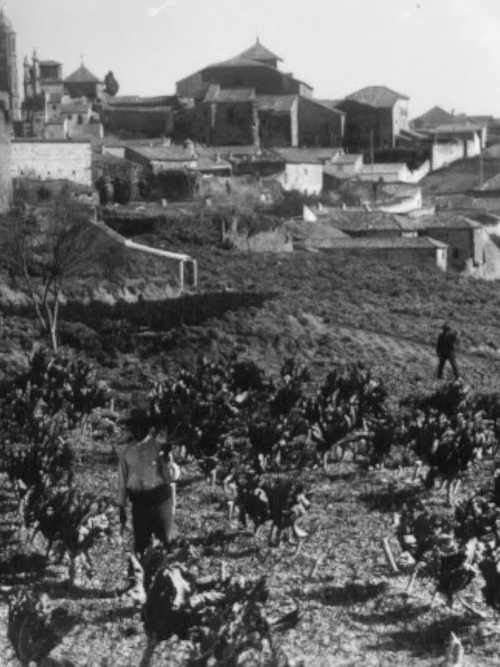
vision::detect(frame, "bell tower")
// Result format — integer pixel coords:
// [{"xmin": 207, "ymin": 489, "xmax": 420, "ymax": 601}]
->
[{"xmin": 0, "ymin": 8, "xmax": 19, "ymax": 120}]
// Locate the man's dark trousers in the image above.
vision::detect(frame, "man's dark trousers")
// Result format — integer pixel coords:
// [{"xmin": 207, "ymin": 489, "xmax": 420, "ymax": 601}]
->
[{"xmin": 437, "ymin": 352, "xmax": 459, "ymax": 380}]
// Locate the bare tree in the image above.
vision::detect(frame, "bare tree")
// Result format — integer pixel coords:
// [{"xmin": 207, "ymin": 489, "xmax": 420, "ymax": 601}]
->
[{"xmin": 3, "ymin": 187, "xmax": 101, "ymax": 351}]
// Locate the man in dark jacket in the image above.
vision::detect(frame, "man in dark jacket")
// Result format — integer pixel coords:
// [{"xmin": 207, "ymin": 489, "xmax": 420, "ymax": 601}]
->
[{"xmin": 436, "ymin": 323, "xmax": 460, "ymax": 380}]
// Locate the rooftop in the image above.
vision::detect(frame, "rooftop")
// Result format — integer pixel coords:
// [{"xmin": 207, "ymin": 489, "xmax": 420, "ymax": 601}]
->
[
  {"xmin": 272, "ymin": 147, "xmax": 342, "ymax": 164},
  {"xmin": 323, "ymin": 210, "xmax": 403, "ymax": 232},
  {"xmin": 65, "ymin": 64, "xmax": 102, "ymax": 84},
  {"xmin": 237, "ymin": 39, "xmax": 283, "ymax": 64},
  {"xmin": 344, "ymin": 86, "xmax": 409, "ymax": 108},
  {"xmin": 359, "ymin": 163, "xmax": 408, "ymax": 174},
  {"xmin": 411, "ymin": 106, "xmax": 456, "ymax": 127},
  {"xmin": 256, "ymin": 95, "xmax": 297, "ymax": 112},
  {"xmin": 204, "ymin": 85, "xmax": 256, "ymax": 103},
  {"xmin": 319, "ymin": 236, "xmax": 447, "ymax": 250}
]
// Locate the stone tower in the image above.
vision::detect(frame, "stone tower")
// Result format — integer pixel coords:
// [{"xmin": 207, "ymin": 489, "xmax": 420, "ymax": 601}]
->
[{"xmin": 0, "ymin": 8, "xmax": 20, "ymax": 121}]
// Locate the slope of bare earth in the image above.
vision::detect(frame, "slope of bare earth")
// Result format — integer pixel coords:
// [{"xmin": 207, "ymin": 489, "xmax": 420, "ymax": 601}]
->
[
  {"xmin": 420, "ymin": 156, "xmax": 500, "ymax": 196},
  {"xmin": 3, "ymin": 221, "xmax": 500, "ymax": 665}
]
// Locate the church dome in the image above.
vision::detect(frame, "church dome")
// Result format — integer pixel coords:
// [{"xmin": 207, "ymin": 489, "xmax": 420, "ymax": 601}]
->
[{"xmin": 0, "ymin": 9, "xmax": 14, "ymax": 33}]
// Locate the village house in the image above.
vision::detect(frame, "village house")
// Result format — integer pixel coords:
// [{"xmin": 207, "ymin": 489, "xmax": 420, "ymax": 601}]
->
[
  {"xmin": 397, "ymin": 213, "xmax": 486, "ymax": 273},
  {"xmin": 318, "ymin": 236, "xmax": 448, "ymax": 271},
  {"xmin": 125, "ymin": 141, "xmax": 232, "ymax": 200},
  {"xmin": 337, "ymin": 86, "xmax": 410, "ymax": 150},
  {"xmin": 410, "ymin": 106, "xmax": 457, "ymax": 131},
  {"xmin": 271, "ymin": 148, "xmax": 341, "ymax": 195}
]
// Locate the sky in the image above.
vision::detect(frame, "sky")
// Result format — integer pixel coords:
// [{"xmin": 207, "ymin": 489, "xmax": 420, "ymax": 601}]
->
[{"xmin": 7, "ymin": 0, "xmax": 500, "ymax": 117}]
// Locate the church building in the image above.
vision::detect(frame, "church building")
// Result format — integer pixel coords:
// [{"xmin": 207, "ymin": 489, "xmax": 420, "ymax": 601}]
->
[{"xmin": 175, "ymin": 39, "xmax": 345, "ymax": 148}]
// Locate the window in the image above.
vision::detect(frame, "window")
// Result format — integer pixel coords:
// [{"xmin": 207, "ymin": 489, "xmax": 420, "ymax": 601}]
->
[
  {"xmin": 52, "ymin": 105, "xmax": 57, "ymax": 111},
  {"xmin": 67, "ymin": 114, "xmax": 72, "ymax": 120},
  {"xmin": 452, "ymin": 248, "xmax": 459, "ymax": 260},
  {"xmin": 78, "ymin": 115, "xmax": 83, "ymax": 125},
  {"xmin": 226, "ymin": 108, "xmax": 235, "ymax": 123}
]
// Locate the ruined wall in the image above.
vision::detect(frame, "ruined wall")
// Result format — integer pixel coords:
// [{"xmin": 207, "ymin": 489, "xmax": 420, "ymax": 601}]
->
[{"xmin": 11, "ymin": 139, "xmax": 92, "ymax": 186}]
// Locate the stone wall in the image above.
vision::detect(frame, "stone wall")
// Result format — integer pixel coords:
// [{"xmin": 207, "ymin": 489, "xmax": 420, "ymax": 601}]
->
[{"xmin": 11, "ymin": 139, "xmax": 92, "ymax": 186}]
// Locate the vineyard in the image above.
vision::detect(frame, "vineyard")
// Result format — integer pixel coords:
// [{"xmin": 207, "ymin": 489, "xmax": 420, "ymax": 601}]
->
[
  {"xmin": 3, "ymin": 220, "xmax": 500, "ymax": 665},
  {"xmin": 2, "ymin": 342, "xmax": 500, "ymax": 666}
]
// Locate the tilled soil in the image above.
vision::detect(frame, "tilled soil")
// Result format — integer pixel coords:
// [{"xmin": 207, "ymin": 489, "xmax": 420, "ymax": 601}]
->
[{"xmin": 1, "ymin": 455, "xmax": 500, "ymax": 667}]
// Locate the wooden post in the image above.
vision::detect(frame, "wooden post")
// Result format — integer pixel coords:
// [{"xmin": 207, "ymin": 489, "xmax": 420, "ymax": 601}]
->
[
  {"xmin": 382, "ymin": 537, "xmax": 399, "ymax": 574},
  {"xmin": 179, "ymin": 261, "xmax": 184, "ymax": 292}
]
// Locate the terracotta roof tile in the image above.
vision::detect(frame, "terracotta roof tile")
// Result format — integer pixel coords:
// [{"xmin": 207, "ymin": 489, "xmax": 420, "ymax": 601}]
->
[{"xmin": 344, "ymin": 86, "xmax": 409, "ymax": 108}]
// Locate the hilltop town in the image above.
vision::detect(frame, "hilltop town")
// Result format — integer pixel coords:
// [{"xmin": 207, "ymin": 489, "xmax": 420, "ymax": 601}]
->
[{"xmin": 1, "ymin": 8, "xmax": 500, "ymax": 283}]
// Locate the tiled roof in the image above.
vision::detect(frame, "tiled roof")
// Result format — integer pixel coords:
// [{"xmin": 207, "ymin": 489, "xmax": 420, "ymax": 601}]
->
[
  {"xmin": 238, "ymin": 40, "xmax": 283, "ymax": 63},
  {"xmin": 399, "ymin": 128, "xmax": 428, "ymax": 141},
  {"xmin": 205, "ymin": 146, "xmax": 284, "ymax": 163},
  {"xmin": 272, "ymin": 148, "xmax": 342, "ymax": 164},
  {"xmin": 324, "ymin": 210, "xmax": 403, "ymax": 232},
  {"xmin": 205, "ymin": 56, "xmax": 269, "ymax": 70},
  {"xmin": 48, "ymin": 93, "xmax": 62, "ymax": 103},
  {"xmin": 331, "ymin": 153, "xmax": 362, "ymax": 164},
  {"xmin": 392, "ymin": 213, "xmax": 481, "ymax": 231},
  {"xmin": 256, "ymin": 95, "xmax": 297, "ymax": 112},
  {"xmin": 127, "ymin": 145, "xmax": 231, "ymax": 170},
  {"xmin": 359, "ymin": 163, "xmax": 407, "ymax": 174},
  {"xmin": 65, "ymin": 64, "xmax": 102, "ymax": 84},
  {"xmin": 410, "ymin": 213, "xmax": 481, "ymax": 230},
  {"xmin": 344, "ymin": 86, "xmax": 409, "ymax": 108},
  {"xmin": 204, "ymin": 85, "xmax": 256, "ymax": 103},
  {"xmin": 428, "ymin": 122, "xmax": 485, "ymax": 135},
  {"xmin": 203, "ymin": 57, "xmax": 312, "ymax": 90},
  {"xmin": 285, "ymin": 219, "xmax": 349, "ymax": 242},
  {"xmin": 411, "ymin": 106, "xmax": 456, "ymax": 127},
  {"xmin": 316, "ymin": 99, "xmax": 343, "ymax": 112},
  {"xmin": 128, "ymin": 145, "xmax": 199, "ymax": 162},
  {"xmin": 319, "ymin": 236, "xmax": 447, "ymax": 250}
]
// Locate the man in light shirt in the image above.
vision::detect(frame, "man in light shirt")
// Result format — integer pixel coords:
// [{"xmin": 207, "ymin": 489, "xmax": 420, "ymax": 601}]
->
[{"xmin": 118, "ymin": 408, "xmax": 179, "ymax": 555}]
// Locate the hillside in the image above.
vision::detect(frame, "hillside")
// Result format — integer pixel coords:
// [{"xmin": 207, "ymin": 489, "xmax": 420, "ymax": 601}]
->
[
  {"xmin": 3, "ymin": 215, "xmax": 500, "ymax": 400},
  {"xmin": 3, "ymin": 215, "xmax": 500, "ymax": 666}
]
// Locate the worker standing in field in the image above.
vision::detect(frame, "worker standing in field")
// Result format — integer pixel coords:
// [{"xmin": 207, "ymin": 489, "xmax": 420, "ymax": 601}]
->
[
  {"xmin": 118, "ymin": 408, "xmax": 180, "ymax": 555},
  {"xmin": 436, "ymin": 322, "xmax": 460, "ymax": 380}
]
